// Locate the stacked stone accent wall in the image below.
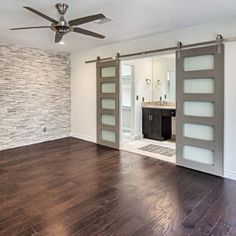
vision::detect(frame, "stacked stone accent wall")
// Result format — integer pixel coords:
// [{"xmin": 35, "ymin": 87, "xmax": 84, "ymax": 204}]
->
[{"xmin": 0, "ymin": 43, "xmax": 71, "ymax": 150}]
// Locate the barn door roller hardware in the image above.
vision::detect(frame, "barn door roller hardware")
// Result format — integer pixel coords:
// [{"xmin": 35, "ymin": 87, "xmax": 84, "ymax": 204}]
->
[{"xmin": 86, "ymin": 34, "xmax": 234, "ymax": 63}]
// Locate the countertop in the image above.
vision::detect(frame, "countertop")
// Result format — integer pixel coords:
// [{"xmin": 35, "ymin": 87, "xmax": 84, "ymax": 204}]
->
[
  {"xmin": 142, "ymin": 101, "xmax": 176, "ymax": 110},
  {"xmin": 142, "ymin": 105, "xmax": 176, "ymax": 110}
]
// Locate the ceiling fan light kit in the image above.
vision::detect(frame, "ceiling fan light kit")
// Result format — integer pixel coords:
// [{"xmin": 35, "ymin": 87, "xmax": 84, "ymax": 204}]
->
[{"xmin": 10, "ymin": 3, "xmax": 106, "ymax": 43}]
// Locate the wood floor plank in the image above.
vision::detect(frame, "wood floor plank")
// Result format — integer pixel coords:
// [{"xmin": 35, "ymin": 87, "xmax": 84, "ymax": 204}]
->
[{"xmin": 0, "ymin": 137, "xmax": 236, "ymax": 236}]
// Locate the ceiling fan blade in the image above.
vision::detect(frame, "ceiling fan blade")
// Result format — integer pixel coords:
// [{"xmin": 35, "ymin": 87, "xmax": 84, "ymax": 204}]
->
[
  {"xmin": 69, "ymin": 13, "xmax": 105, "ymax": 26},
  {"xmin": 23, "ymin": 6, "xmax": 58, "ymax": 24},
  {"xmin": 73, "ymin": 27, "xmax": 105, "ymax": 39},
  {"xmin": 55, "ymin": 33, "xmax": 63, "ymax": 43},
  {"xmin": 10, "ymin": 26, "xmax": 50, "ymax": 30}
]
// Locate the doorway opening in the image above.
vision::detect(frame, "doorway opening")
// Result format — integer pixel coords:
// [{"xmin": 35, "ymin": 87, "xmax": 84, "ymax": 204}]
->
[{"xmin": 120, "ymin": 53, "xmax": 176, "ymax": 163}]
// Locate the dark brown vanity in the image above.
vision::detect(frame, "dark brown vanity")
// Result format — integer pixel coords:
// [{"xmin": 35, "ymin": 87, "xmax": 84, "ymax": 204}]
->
[{"xmin": 142, "ymin": 107, "xmax": 176, "ymax": 141}]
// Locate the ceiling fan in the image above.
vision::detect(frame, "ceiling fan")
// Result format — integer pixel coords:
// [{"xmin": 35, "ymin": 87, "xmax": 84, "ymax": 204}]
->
[{"xmin": 10, "ymin": 3, "xmax": 106, "ymax": 43}]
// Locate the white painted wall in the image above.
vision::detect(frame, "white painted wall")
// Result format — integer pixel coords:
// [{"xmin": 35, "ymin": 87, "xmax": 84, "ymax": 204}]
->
[{"xmin": 71, "ymin": 18, "xmax": 236, "ymax": 180}]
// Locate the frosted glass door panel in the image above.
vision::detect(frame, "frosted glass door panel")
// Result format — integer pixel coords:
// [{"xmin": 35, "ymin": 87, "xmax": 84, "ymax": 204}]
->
[
  {"xmin": 184, "ymin": 123, "xmax": 214, "ymax": 141},
  {"xmin": 184, "ymin": 55, "xmax": 214, "ymax": 71},
  {"xmin": 102, "ymin": 130, "xmax": 116, "ymax": 142},
  {"xmin": 184, "ymin": 102, "xmax": 214, "ymax": 117},
  {"xmin": 101, "ymin": 83, "xmax": 116, "ymax": 93},
  {"xmin": 101, "ymin": 66, "xmax": 116, "ymax": 77},
  {"xmin": 184, "ymin": 78, "xmax": 214, "ymax": 94},
  {"xmin": 101, "ymin": 99, "xmax": 116, "ymax": 110},
  {"xmin": 183, "ymin": 145, "xmax": 214, "ymax": 165},
  {"xmin": 102, "ymin": 115, "xmax": 115, "ymax": 126}
]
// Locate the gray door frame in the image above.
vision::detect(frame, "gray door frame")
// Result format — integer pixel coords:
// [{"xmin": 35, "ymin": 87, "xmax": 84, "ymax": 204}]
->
[
  {"xmin": 97, "ymin": 59, "xmax": 120, "ymax": 149},
  {"xmin": 176, "ymin": 45, "xmax": 224, "ymax": 176}
]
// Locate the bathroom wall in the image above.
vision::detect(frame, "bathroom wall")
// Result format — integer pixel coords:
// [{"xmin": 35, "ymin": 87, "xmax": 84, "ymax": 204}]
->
[{"xmin": 0, "ymin": 43, "xmax": 71, "ymax": 150}]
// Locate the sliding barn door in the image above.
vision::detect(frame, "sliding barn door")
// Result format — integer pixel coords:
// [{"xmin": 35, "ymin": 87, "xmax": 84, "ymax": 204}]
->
[
  {"xmin": 176, "ymin": 45, "xmax": 224, "ymax": 176},
  {"xmin": 97, "ymin": 60, "xmax": 120, "ymax": 149}
]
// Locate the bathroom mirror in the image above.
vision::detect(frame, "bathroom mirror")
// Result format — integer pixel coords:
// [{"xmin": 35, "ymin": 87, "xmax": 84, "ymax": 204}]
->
[{"xmin": 152, "ymin": 54, "xmax": 176, "ymax": 102}]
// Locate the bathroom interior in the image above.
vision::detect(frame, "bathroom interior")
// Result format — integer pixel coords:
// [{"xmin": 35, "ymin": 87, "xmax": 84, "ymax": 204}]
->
[{"xmin": 120, "ymin": 53, "xmax": 176, "ymax": 163}]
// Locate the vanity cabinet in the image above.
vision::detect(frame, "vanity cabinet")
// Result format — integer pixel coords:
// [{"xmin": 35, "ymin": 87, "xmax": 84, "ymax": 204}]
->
[{"xmin": 142, "ymin": 108, "xmax": 175, "ymax": 141}]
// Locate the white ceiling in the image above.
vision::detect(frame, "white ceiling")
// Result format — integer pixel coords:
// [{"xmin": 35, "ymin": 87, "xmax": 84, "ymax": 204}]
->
[{"xmin": 1, "ymin": 0, "xmax": 236, "ymax": 53}]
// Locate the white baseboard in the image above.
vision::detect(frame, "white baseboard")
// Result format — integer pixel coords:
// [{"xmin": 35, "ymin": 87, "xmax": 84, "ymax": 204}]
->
[
  {"xmin": 0, "ymin": 135, "xmax": 71, "ymax": 151},
  {"xmin": 224, "ymin": 170, "xmax": 236, "ymax": 181},
  {"xmin": 70, "ymin": 132, "xmax": 96, "ymax": 143},
  {"xmin": 134, "ymin": 134, "xmax": 143, "ymax": 140}
]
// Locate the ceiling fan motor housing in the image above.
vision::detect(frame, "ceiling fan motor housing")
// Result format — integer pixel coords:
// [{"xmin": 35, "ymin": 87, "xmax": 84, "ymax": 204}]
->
[
  {"xmin": 55, "ymin": 3, "xmax": 69, "ymax": 15},
  {"xmin": 55, "ymin": 24, "xmax": 70, "ymax": 35},
  {"xmin": 54, "ymin": 14, "xmax": 70, "ymax": 35}
]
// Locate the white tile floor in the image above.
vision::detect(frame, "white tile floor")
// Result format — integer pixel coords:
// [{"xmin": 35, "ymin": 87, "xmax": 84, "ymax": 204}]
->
[{"xmin": 121, "ymin": 138, "xmax": 176, "ymax": 164}]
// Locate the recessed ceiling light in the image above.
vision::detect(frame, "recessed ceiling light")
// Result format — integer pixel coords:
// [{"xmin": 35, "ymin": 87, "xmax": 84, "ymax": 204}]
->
[
  {"xmin": 94, "ymin": 17, "xmax": 112, "ymax": 25},
  {"xmin": 59, "ymin": 41, "xmax": 65, "ymax": 45}
]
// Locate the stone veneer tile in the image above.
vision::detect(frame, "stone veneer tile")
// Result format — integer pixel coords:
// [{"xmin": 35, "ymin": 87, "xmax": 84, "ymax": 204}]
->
[{"xmin": 0, "ymin": 43, "xmax": 71, "ymax": 151}]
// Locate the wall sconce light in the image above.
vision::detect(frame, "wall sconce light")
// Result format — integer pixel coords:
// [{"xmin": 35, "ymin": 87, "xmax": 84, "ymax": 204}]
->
[
  {"xmin": 145, "ymin": 78, "xmax": 152, "ymax": 85},
  {"xmin": 156, "ymin": 79, "xmax": 163, "ymax": 90},
  {"xmin": 157, "ymin": 79, "xmax": 162, "ymax": 85}
]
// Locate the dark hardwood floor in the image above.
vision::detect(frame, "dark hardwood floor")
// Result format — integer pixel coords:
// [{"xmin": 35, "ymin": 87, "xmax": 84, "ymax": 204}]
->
[{"xmin": 0, "ymin": 138, "xmax": 236, "ymax": 236}]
